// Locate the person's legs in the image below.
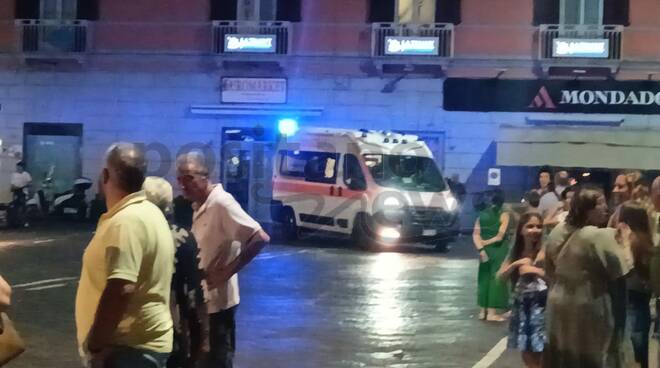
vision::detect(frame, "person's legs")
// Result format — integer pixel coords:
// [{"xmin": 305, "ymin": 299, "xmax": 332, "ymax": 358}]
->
[
  {"xmin": 629, "ymin": 291, "xmax": 651, "ymax": 368},
  {"xmin": 207, "ymin": 306, "xmax": 237, "ymax": 368},
  {"xmin": 103, "ymin": 346, "xmax": 169, "ymax": 368}
]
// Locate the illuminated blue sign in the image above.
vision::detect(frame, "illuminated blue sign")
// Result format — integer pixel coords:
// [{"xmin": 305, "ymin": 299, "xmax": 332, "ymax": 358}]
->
[
  {"xmin": 384, "ymin": 36, "xmax": 439, "ymax": 56},
  {"xmin": 552, "ymin": 38, "xmax": 609, "ymax": 58},
  {"xmin": 224, "ymin": 34, "xmax": 277, "ymax": 53}
]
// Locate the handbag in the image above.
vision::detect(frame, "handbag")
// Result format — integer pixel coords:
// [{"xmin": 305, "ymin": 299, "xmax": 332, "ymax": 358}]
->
[{"xmin": 0, "ymin": 312, "xmax": 25, "ymax": 366}]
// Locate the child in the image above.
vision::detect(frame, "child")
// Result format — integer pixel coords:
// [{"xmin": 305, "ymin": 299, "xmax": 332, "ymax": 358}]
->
[{"xmin": 497, "ymin": 212, "xmax": 546, "ymax": 368}]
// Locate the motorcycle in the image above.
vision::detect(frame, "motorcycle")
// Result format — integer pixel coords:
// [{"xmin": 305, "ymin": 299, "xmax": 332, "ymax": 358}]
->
[
  {"xmin": 24, "ymin": 165, "xmax": 54, "ymax": 219},
  {"xmin": 50, "ymin": 177, "xmax": 93, "ymax": 220}
]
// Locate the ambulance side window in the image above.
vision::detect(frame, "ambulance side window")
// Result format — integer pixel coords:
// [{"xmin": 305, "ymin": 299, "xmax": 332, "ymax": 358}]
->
[
  {"xmin": 304, "ymin": 152, "xmax": 338, "ymax": 184},
  {"xmin": 343, "ymin": 154, "xmax": 366, "ymax": 191},
  {"xmin": 279, "ymin": 150, "xmax": 306, "ymax": 178}
]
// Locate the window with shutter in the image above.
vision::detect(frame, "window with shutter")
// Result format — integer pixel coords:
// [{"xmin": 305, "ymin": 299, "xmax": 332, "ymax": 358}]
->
[
  {"xmin": 602, "ymin": 0, "xmax": 629, "ymax": 26},
  {"xmin": 210, "ymin": 0, "xmax": 238, "ymax": 20},
  {"xmin": 15, "ymin": 0, "xmax": 40, "ymax": 19},
  {"xmin": 76, "ymin": 0, "xmax": 99, "ymax": 20},
  {"xmin": 276, "ymin": 0, "xmax": 301, "ymax": 22},
  {"xmin": 533, "ymin": 0, "xmax": 560, "ymax": 25},
  {"xmin": 368, "ymin": 0, "xmax": 395, "ymax": 22},
  {"xmin": 435, "ymin": 0, "xmax": 461, "ymax": 24}
]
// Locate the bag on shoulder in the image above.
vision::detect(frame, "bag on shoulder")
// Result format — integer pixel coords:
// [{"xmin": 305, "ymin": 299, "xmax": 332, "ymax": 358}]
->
[{"xmin": 0, "ymin": 312, "xmax": 25, "ymax": 366}]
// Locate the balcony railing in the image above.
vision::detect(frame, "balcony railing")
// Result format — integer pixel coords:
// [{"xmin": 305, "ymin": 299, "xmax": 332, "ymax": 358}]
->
[
  {"xmin": 539, "ymin": 24, "xmax": 623, "ymax": 60},
  {"xmin": 212, "ymin": 20, "xmax": 291, "ymax": 55},
  {"xmin": 371, "ymin": 23, "xmax": 454, "ymax": 58},
  {"xmin": 15, "ymin": 19, "xmax": 90, "ymax": 54}
]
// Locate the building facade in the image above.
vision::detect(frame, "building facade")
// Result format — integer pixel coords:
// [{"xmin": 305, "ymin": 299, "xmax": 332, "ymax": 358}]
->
[{"xmin": 1, "ymin": 0, "xmax": 659, "ymax": 224}]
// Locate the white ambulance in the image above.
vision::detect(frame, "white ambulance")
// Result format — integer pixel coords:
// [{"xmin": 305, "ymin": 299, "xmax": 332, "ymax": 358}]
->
[{"xmin": 271, "ymin": 128, "xmax": 459, "ymax": 250}]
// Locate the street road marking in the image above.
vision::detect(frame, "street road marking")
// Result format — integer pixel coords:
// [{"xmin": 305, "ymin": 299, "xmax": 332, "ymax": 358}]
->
[
  {"xmin": 472, "ymin": 337, "xmax": 507, "ymax": 368},
  {"xmin": 25, "ymin": 283, "xmax": 68, "ymax": 291},
  {"xmin": 0, "ymin": 238, "xmax": 57, "ymax": 248},
  {"xmin": 13, "ymin": 276, "xmax": 79, "ymax": 289}
]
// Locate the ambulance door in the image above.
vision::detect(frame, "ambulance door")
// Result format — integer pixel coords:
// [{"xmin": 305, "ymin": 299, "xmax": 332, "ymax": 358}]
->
[{"xmin": 334, "ymin": 153, "xmax": 368, "ymax": 235}]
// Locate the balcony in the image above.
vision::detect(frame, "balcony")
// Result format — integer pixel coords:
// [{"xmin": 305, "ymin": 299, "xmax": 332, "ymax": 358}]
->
[
  {"xmin": 15, "ymin": 19, "xmax": 90, "ymax": 61},
  {"xmin": 212, "ymin": 20, "xmax": 292, "ymax": 56},
  {"xmin": 371, "ymin": 23, "xmax": 454, "ymax": 60},
  {"xmin": 539, "ymin": 24, "xmax": 623, "ymax": 61}
]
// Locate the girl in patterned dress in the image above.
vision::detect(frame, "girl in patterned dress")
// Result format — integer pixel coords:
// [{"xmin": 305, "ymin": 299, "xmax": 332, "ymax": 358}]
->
[{"xmin": 497, "ymin": 212, "xmax": 546, "ymax": 368}]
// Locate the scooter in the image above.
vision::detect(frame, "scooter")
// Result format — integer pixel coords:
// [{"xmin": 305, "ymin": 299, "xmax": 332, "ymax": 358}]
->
[
  {"xmin": 50, "ymin": 177, "xmax": 93, "ymax": 220},
  {"xmin": 24, "ymin": 165, "xmax": 55, "ymax": 219}
]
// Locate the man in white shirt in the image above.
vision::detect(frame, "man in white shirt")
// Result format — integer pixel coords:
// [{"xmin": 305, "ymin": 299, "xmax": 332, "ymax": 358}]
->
[
  {"xmin": 538, "ymin": 170, "xmax": 569, "ymax": 218},
  {"xmin": 10, "ymin": 161, "xmax": 32, "ymax": 192},
  {"xmin": 176, "ymin": 152, "xmax": 270, "ymax": 368},
  {"xmin": 10, "ymin": 161, "xmax": 32, "ymax": 227}
]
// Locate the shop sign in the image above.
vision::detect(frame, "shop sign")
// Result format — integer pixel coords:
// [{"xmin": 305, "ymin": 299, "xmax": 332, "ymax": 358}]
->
[
  {"xmin": 443, "ymin": 78, "xmax": 660, "ymax": 115},
  {"xmin": 384, "ymin": 36, "xmax": 439, "ymax": 56},
  {"xmin": 552, "ymin": 38, "xmax": 609, "ymax": 58},
  {"xmin": 221, "ymin": 77, "xmax": 287, "ymax": 104},
  {"xmin": 224, "ymin": 34, "xmax": 277, "ymax": 53}
]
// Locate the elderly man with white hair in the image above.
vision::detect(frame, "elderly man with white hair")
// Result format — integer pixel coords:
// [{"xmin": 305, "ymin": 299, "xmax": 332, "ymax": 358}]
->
[
  {"xmin": 175, "ymin": 151, "xmax": 270, "ymax": 368},
  {"xmin": 142, "ymin": 176, "xmax": 208, "ymax": 368},
  {"xmin": 75, "ymin": 143, "xmax": 174, "ymax": 368}
]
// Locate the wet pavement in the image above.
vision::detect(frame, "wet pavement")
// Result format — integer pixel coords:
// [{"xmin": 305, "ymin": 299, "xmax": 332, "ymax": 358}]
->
[{"xmin": 0, "ymin": 223, "xmax": 520, "ymax": 367}]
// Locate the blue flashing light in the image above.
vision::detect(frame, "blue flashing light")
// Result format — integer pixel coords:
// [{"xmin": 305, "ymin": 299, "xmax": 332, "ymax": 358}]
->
[{"xmin": 278, "ymin": 118, "xmax": 299, "ymax": 137}]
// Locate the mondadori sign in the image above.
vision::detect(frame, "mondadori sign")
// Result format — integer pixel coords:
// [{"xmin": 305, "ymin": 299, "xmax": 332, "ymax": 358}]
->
[{"xmin": 443, "ymin": 78, "xmax": 660, "ymax": 114}]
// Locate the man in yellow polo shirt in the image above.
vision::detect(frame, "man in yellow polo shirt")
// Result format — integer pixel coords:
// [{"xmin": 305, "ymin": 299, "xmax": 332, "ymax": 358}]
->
[{"xmin": 75, "ymin": 142, "xmax": 174, "ymax": 368}]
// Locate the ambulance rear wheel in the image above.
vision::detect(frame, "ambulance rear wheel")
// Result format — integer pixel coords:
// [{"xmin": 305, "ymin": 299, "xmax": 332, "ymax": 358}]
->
[{"xmin": 281, "ymin": 207, "xmax": 299, "ymax": 241}]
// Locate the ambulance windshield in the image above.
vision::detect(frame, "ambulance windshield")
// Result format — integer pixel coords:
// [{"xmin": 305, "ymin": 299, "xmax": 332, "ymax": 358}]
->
[{"xmin": 363, "ymin": 154, "xmax": 447, "ymax": 192}]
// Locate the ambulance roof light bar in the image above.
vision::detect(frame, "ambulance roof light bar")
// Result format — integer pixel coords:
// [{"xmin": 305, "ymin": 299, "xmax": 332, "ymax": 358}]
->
[{"xmin": 278, "ymin": 118, "xmax": 299, "ymax": 137}]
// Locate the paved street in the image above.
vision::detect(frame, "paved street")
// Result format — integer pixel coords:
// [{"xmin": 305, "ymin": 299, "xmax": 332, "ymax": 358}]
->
[{"xmin": 0, "ymin": 223, "xmax": 520, "ymax": 368}]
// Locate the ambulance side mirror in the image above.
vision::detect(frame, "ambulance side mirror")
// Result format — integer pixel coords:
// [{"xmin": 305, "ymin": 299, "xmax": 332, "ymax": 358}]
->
[{"xmin": 346, "ymin": 177, "xmax": 366, "ymax": 191}]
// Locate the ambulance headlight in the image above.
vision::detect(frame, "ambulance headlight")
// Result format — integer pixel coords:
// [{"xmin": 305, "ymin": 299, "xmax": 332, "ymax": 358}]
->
[
  {"xmin": 383, "ymin": 197, "xmax": 402, "ymax": 207},
  {"xmin": 446, "ymin": 195, "xmax": 458, "ymax": 212},
  {"xmin": 378, "ymin": 227, "xmax": 401, "ymax": 241}
]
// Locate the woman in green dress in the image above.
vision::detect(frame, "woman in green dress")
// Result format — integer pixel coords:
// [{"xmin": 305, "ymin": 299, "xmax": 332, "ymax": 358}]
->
[{"xmin": 473, "ymin": 189, "xmax": 511, "ymax": 321}]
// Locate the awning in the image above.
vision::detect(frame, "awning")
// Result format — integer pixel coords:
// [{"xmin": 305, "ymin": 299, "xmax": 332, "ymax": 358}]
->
[
  {"xmin": 190, "ymin": 104, "xmax": 324, "ymax": 117},
  {"xmin": 496, "ymin": 125, "xmax": 660, "ymax": 170}
]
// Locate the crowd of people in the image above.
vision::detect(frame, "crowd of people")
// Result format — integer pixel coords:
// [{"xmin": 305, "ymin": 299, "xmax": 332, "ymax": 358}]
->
[
  {"xmin": 474, "ymin": 168, "xmax": 660, "ymax": 368},
  {"xmin": 2, "ymin": 141, "xmax": 660, "ymax": 368}
]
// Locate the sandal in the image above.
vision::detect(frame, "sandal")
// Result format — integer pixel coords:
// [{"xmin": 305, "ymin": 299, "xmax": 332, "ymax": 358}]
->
[{"xmin": 486, "ymin": 314, "xmax": 507, "ymax": 322}]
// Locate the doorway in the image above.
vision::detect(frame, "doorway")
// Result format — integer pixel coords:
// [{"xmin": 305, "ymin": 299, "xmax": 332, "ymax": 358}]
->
[
  {"xmin": 220, "ymin": 127, "xmax": 276, "ymax": 222},
  {"xmin": 23, "ymin": 123, "xmax": 83, "ymax": 198}
]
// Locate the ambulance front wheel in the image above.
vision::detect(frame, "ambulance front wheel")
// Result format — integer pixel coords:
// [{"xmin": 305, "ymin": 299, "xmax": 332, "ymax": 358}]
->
[
  {"xmin": 351, "ymin": 214, "xmax": 376, "ymax": 251},
  {"xmin": 281, "ymin": 207, "xmax": 299, "ymax": 241}
]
